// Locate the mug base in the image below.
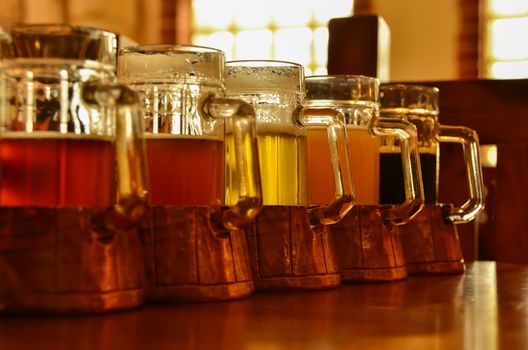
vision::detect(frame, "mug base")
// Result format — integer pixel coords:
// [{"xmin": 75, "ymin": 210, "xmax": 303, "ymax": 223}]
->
[
  {"xmin": 254, "ymin": 273, "xmax": 341, "ymax": 291},
  {"xmin": 407, "ymin": 260, "xmax": 465, "ymax": 275},
  {"xmin": 0, "ymin": 288, "xmax": 145, "ymax": 315},
  {"xmin": 146, "ymin": 280, "xmax": 254, "ymax": 302},
  {"xmin": 341, "ymin": 266, "xmax": 408, "ymax": 283}
]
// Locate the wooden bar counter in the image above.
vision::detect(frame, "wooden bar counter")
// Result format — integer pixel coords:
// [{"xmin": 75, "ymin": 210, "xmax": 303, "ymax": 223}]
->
[{"xmin": 0, "ymin": 262, "xmax": 526, "ymax": 349}]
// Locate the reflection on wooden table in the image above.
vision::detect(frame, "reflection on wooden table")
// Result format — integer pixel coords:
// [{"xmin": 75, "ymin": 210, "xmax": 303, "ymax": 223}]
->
[{"xmin": 0, "ymin": 262, "xmax": 526, "ymax": 350}]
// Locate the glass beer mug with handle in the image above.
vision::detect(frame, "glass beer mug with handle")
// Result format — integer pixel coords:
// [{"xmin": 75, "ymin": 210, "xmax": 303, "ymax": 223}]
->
[
  {"xmin": 225, "ymin": 61, "xmax": 354, "ymax": 290},
  {"xmin": 380, "ymin": 84, "xmax": 484, "ymax": 274},
  {"xmin": 0, "ymin": 24, "xmax": 148, "ymax": 314},
  {"xmin": 305, "ymin": 75, "xmax": 423, "ymax": 223},
  {"xmin": 118, "ymin": 45, "xmax": 262, "ymax": 301},
  {"xmin": 305, "ymin": 75, "xmax": 424, "ymax": 282}
]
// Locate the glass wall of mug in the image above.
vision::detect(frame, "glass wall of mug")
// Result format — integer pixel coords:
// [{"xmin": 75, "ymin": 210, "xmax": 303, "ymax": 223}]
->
[
  {"xmin": 304, "ymin": 75, "xmax": 426, "ymax": 283},
  {"xmin": 378, "ymin": 84, "xmax": 439, "ymax": 205},
  {"xmin": 118, "ymin": 45, "xmax": 261, "ymax": 229},
  {"xmin": 0, "ymin": 24, "xmax": 147, "ymax": 313},
  {"xmin": 224, "ymin": 60, "xmax": 353, "ymax": 223},
  {"xmin": 305, "ymin": 75, "xmax": 424, "ymax": 225},
  {"xmin": 0, "ymin": 24, "xmax": 146, "ymax": 210},
  {"xmin": 379, "ymin": 84, "xmax": 484, "ymax": 223},
  {"xmin": 304, "ymin": 75, "xmax": 380, "ymax": 206}
]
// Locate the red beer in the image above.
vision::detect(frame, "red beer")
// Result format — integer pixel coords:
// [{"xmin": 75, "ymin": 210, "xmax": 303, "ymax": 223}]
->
[
  {"xmin": 145, "ymin": 134, "xmax": 225, "ymax": 206},
  {"xmin": 0, "ymin": 133, "xmax": 115, "ymax": 207}
]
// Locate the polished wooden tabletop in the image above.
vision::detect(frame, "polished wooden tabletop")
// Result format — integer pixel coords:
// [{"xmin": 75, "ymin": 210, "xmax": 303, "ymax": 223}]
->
[{"xmin": 1, "ymin": 261, "xmax": 526, "ymax": 350}]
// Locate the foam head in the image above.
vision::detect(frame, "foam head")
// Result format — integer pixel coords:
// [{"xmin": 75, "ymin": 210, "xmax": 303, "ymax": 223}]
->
[
  {"xmin": 225, "ymin": 60, "xmax": 304, "ymax": 94},
  {"xmin": 305, "ymin": 75, "xmax": 379, "ymax": 108},
  {"xmin": 380, "ymin": 84, "xmax": 439, "ymax": 117},
  {"xmin": 118, "ymin": 45, "xmax": 225, "ymax": 85},
  {"xmin": 0, "ymin": 24, "xmax": 117, "ymax": 68}
]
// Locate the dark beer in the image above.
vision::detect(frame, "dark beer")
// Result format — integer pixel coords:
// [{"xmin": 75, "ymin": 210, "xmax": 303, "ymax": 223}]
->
[
  {"xmin": 0, "ymin": 133, "xmax": 115, "ymax": 207},
  {"xmin": 379, "ymin": 151, "xmax": 437, "ymax": 205}
]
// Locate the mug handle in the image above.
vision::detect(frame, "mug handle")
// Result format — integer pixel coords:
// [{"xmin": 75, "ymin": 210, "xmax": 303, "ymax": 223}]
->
[
  {"xmin": 82, "ymin": 82, "xmax": 149, "ymax": 228},
  {"xmin": 295, "ymin": 107, "xmax": 355, "ymax": 226},
  {"xmin": 202, "ymin": 96, "xmax": 262, "ymax": 231},
  {"xmin": 437, "ymin": 125, "xmax": 484, "ymax": 223},
  {"xmin": 373, "ymin": 117, "xmax": 424, "ymax": 225}
]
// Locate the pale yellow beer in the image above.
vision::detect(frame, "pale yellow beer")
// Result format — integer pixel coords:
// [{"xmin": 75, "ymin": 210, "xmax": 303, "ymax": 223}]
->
[
  {"xmin": 226, "ymin": 124, "xmax": 306, "ymax": 206},
  {"xmin": 307, "ymin": 126, "xmax": 380, "ymax": 205}
]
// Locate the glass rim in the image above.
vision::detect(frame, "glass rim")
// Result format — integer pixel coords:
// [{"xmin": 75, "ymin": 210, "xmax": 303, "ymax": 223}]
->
[
  {"xmin": 119, "ymin": 44, "xmax": 224, "ymax": 56},
  {"xmin": 306, "ymin": 74, "xmax": 379, "ymax": 85},
  {"xmin": 381, "ymin": 107, "xmax": 438, "ymax": 116},
  {"xmin": 305, "ymin": 74, "xmax": 379, "ymax": 104},
  {"xmin": 380, "ymin": 83, "xmax": 439, "ymax": 116},
  {"xmin": 226, "ymin": 59, "xmax": 303, "ymax": 69},
  {"xmin": 8, "ymin": 23, "xmax": 116, "ymax": 39},
  {"xmin": 0, "ymin": 58, "xmax": 113, "ymax": 70},
  {"xmin": 380, "ymin": 83, "xmax": 439, "ymax": 95},
  {"xmin": 1, "ymin": 24, "xmax": 117, "ymax": 67},
  {"xmin": 305, "ymin": 99, "xmax": 379, "ymax": 108}
]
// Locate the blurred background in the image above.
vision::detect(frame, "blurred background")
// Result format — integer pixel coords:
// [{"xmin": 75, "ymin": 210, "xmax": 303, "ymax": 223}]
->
[{"xmin": 1, "ymin": 0, "xmax": 527, "ymax": 81}]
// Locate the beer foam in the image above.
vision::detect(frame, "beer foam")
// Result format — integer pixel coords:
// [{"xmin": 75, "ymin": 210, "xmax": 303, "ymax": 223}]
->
[
  {"xmin": 379, "ymin": 145, "xmax": 437, "ymax": 154},
  {"xmin": 118, "ymin": 49, "xmax": 223, "ymax": 85},
  {"xmin": 255, "ymin": 122, "xmax": 305, "ymax": 137},
  {"xmin": 379, "ymin": 145, "xmax": 403, "ymax": 154},
  {"xmin": 144, "ymin": 133, "xmax": 223, "ymax": 141},
  {"xmin": 0, "ymin": 131, "xmax": 114, "ymax": 141},
  {"xmin": 225, "ymin": 62, "xmax": 303, "ymax": 93}
]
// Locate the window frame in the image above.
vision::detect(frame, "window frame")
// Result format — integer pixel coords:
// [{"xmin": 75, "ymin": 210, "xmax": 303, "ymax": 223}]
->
[
  {"xmin": 189, "ymin": 0, "xmax": 353, "ymax": 75},
  {"xmin": 483, "ymin": 0, "xmax": 528, "ymax": 78}
]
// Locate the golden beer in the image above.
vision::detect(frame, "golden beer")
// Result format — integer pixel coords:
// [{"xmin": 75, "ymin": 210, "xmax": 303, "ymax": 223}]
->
[
  {"xmin": 307, "ymin": 126, "xmax": 380, "ymax": 205},
  {"xmin": 226, "ymin": 124, "xmax": 306, "ymax": 206}
]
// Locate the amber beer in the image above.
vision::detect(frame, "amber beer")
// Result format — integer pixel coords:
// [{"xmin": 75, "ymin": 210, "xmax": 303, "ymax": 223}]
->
[
  {"xmin": 146, "ymin": 134, "xmax": 225, "ymax": 206},
  {"xmin": 307, "ymin": 126, "xmax": 380, "ymax": 205},
  {"xmin": 0, "ymin": 133, "xmax": 115, "ymax": 207}
]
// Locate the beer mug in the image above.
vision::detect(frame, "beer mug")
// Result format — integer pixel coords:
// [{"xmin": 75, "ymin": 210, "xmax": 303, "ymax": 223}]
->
[
  {"xmin": 0, "ymin": 25, "xmax": 148, "ymax": 313},
  {"xmin": 118, "ymin": 45, "xmax": 262, "ymax": 301},
  {"xmin": 225, "ymin": 61, "xmax": 354, "ymax": 290},
  {"xmin": 305, "ymin": 75, "xmax": 424, "ymax": 282},
  {"xmin": 379, "ymin": 84, "xmax": 485, "ymax": 273}
]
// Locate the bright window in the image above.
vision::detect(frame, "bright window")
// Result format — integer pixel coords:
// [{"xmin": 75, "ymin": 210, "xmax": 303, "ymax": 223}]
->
[
  {"xmin": 191, "ymin": 0, "xmax": 353, "ymax": 75},
  {"xmin": 485, "ymin": 0, "xmax": 528, "ymax": 78}
]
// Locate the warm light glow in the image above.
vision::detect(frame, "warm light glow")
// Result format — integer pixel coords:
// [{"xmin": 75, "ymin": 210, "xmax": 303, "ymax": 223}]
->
[
  {"xmin": 274, "ymin": 0, "xmax": 312, "ymax": 27},
  {"xmin": 485, "ymin": 1, "xmax": 528, "ymax": 78},
  {"xmin": 463, "ymin": 262, "xmax": 498, "ymax": 349},
  {"xmin": 233, "ymin": 1, "xmax": 274, "ymax": 28},
  {"xmin": 313, "ymin": 0, "xmax": 353, "ymax": 24},
  {"xmin": 314, "ymin": 27, "xmax": 329, "ymax": 66},
  {"xmin": 480, "ymin": 145, "xmax": 497, "ymax": 168},
  {"xmin": 192, "ymin": 0, "xmax": 353, "ymax": 74},
  {"xmin": 193, "ymin": 0, "xmax": 234, "ymax": 30},
  {"xmin": 235, "ymin": 30, "xmax": 273, "ymax": 60},
  {"xmin": 488, "ymin": 0, "xmax": 528, "ymax": 17},
  {"xmin": 489, "ymin": 18, "xmax": 528, "ymax": 60},
  {"xmin": 313, "ymin": 67, "xmax": 327, "ymax": 75},
  {"xmin": 489, "ymin": 60, "xmax": 528, "ymax": 79},
  {"xmin": 193, "ymin": 32, "xmax": 235, "ymax": 60},
  {"xmin": 275, "ymin": 28, "xmax": 312, "ymax": 66}
]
